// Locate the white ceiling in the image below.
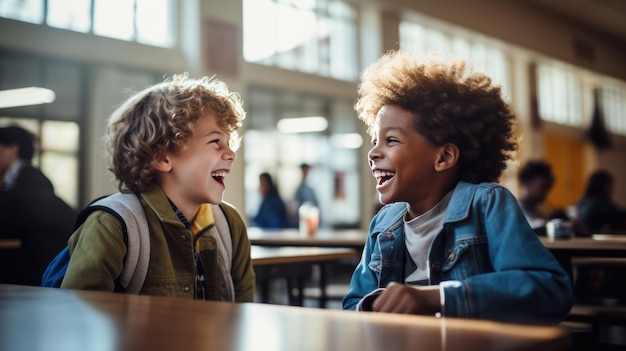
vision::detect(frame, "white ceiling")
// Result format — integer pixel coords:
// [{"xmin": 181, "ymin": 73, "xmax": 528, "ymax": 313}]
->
[{"xmin": 524, "ymin": 0, "xmax": 626, "ymax": 46}]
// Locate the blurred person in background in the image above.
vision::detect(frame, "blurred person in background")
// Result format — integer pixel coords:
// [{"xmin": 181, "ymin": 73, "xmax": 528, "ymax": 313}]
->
[
  {"xmin": 290, "ymin": 163, "xmax": 320, "ymax": 227},
  {"xmin": 517, "ymin": 160, "xmax": 555, "ymax": 235},
  {"xmin": 253, "ymin": 172, "xmax": 288, "ymax": 229},
  {"xmin": 575, "ymin": 169, "xmax": 626, "ymax": 302},
  {"xmin": 0, "ymin": 125, "xmax": 76, "ymax": 286},
  {"xmin": 577, "ymin": 169, "xmax": 626, "ymax": 233}
]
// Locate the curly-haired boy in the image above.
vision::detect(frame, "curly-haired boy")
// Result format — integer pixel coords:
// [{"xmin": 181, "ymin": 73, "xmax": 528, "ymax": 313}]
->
[
  {"xmin": 61, "ymin": 74, "xmax": 254, "ymax": 301},
  {"xmin": 343, "ymin": 51, "xmax": 573, "ymax": 324}
]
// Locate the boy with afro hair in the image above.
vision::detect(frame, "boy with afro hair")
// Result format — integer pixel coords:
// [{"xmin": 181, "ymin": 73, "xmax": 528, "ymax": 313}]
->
[{"xmin": 343, "ymin": 51, "xmax": 572, "ymax": 324}]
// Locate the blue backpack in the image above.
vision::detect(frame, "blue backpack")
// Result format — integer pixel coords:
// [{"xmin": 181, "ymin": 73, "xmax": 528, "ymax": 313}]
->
[{"xmin": 41, "ymin": 192, "xmax": 150, "ymax": 293}]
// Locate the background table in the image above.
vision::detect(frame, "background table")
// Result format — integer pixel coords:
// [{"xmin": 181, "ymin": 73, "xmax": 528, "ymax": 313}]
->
[
  {"xmin": 0, "ymin": 284, "xmax": 571, "ymax": 351},
  {"xmin": 251, "ymin": 246, "xmax": 357, "ymax": 307},
  {"xmin": 247, "ymin": 228, "xmax": 367, "ymax": 250},
  {"xmin": 540, "ymin": 235, "xmax": 626, "ymax": 281},
  {"xmin": 251, "ymin": 246, "xmax": 356, "ymax": 266}
]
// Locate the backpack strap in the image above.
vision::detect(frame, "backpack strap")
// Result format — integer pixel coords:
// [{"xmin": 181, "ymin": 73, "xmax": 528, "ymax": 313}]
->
[
  {"xmin": 208, "ymin": 204, "xmax": 234, "ymax": 301},
  {"xmin": 90, "ymin": 193, "xmax": 150, "ymax": 294},
  {"xmin": 212, "ymin": 204, "xmax": 232, "ymax": 263}
]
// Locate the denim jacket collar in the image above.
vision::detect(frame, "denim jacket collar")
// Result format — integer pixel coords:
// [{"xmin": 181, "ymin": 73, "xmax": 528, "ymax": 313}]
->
[{"xmin": 371, "ymin": 181, "xmax": 476, "ymax": 234}]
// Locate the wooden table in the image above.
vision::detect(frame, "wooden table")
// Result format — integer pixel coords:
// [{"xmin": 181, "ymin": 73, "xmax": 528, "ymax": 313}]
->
[
  {"xmin": 0, "ymin": 284, "xmax": 571, "ymax": 351},
  {"xmin": 251, "ymin": 246, "xmax": 357, "ymax": 307},
  {"xmin": 540, "ymin": 235, "xmax": 626, "ymax": 256},
  {"xmin": 251, "ymin": 246, "xmax": 357, "ymax": 266},
  {"xmin": 247, "ymin": 227, "xmax": 367, "ymax": 250},
  {"xmin": 540, "ymin": 235, "xmax": 626, "ymax": 281}
]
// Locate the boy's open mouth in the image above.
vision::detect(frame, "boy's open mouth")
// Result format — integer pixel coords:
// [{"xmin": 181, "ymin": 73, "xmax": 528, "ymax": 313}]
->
[
  {"xmin": 373, "ymin": 170, "xmax": 395, "ymax": 186},
  {"xmin": 211, "ymin": 171, "xmax": 227, "ymax": 185}
]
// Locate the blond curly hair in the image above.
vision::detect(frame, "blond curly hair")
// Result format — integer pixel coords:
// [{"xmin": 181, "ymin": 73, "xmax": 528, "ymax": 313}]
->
[{"xmin": 106, "ymin": 74, "xmax": 245, "ymax": 193}]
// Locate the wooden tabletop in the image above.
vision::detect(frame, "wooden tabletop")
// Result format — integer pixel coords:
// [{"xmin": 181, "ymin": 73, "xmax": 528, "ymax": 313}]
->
[
  {"xmin": 539, "ymin": 234, "xmax": 626, "ymax": 283},
  {"xmin": 247, "ymin": 227, "xmax": 367, "ymax": 249},
  {"xmin": 0, "ymin": 284, "xmax": 571, "ymax": 351},
  {"xmin": 539, "ymin": 235, "xmax": 626, "ymax": 256},
  {"xmin": 251, "ymin": 246, "xmax": 357, "ymax": 266}
]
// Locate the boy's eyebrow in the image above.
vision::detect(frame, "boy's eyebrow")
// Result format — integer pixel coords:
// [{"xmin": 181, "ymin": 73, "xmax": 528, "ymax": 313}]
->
[
  {"xmin": 371, "ymin": 126, "xmax": 404, "ymax": 143},
  {"xmin": 202, "ymin": 129, "xmax": 226, "ymax": 138},
  {"xmin": 379, "ymin": 126, "xmax": 405, "ymax": 134}
]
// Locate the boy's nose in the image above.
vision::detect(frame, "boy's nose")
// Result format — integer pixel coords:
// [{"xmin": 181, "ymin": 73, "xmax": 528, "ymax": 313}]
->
[
  {"xmin": 224, "ymin": 147, "xmax": 236, "ymax": 160},
  {"xmin": 368, "ymin": 146, "xmax": 380, "ymax": 161}
]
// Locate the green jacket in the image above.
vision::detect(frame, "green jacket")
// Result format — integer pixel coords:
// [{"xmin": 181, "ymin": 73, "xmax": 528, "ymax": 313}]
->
[{"xmin": 61, "ymin": 186, "xmax": 255, "ymax": 302}]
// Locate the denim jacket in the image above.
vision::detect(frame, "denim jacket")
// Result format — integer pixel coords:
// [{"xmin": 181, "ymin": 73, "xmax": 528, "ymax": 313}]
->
[{"xmin": 343, "ymin": 181, "xmax": 573, "ymax": 324}]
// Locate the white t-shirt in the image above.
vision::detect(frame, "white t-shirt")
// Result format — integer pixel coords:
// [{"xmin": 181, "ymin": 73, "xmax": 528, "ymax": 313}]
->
[{"xmin": 404, "ymin": 191, "xmax": 453, "ymax": 285}]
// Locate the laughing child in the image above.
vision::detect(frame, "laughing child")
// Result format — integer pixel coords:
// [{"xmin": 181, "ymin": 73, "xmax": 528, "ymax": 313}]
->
[
  {"xmin": 343, "ymin": 51, "xmax": 573, "ymax": 324},
  {"xmin": 61, "ymin": 74, "xmax": 254, "ymax": 301}
]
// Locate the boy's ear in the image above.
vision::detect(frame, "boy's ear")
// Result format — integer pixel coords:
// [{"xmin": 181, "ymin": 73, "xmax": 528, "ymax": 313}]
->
[
  {"xmin": 434, "ymin": 143, "xmax": 460, "ymax": 172},
  {"xmin": 152, "ymin": 151, "xmax": 172, "ymax": 172}
]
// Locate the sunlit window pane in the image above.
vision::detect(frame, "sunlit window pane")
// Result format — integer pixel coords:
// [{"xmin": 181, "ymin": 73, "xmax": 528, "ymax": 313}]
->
[
  {"xmin": 0, "ymin": 118, "xmax": 79, "ymax": 207},
  {"xmin": 0, "ymin": 0, "xmax": 43, "ymax": 23},
  {"xmin": 602, "ymin": 85, "xmax": 626, "ymax": 136},
  {"xmin": 136, "ymin": 0, "xmax": 174, "ymax": 47},
  {"xmin": 41, "ymin": 120, "xmax": 79, "ymax": 152},
  {"xmin": 328, "ymin": 1, "xmax": 357, "ymax": 80},
  {"xmin": 399, "ymin": 18, "xmax": 511, "ymax": 102},
  {"xmin": 93, "ymin": 0, "xmax": 134, "ymax": 41},
  {"xmin": 243, "ymin": 0, "xmax": 358, "ymax": 81},
  {"xmin": 47, "ymin": 0, "xmax": 91, "ymax": 32},
  {"xmin": 537, "ymin": 64, "xmax": 582, "ymax": 126},
  {"xmin": 400, "ymin": 22, "xmax": 425, "ymax": 54},
  {"xmin": 41, "ymin": 151, "xmax": 78, "ymax": 207}
]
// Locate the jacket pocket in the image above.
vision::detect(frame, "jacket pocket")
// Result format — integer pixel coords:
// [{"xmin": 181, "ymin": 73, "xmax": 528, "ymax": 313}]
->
[
  {"xmin": 440, "ymin": 236, "xmax": 491, "ymax": 278},
  {"xmin": 368, "ymin": 253, "xmax": 383, "ymax": 273}
]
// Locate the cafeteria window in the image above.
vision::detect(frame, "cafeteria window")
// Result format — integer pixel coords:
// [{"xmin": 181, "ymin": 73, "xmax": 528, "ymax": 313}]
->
[
  {"xmin": 243, "ymin": 86, "xmax": 362, "ymax": 229},
  {"xmin": 0, "ymin": 117, "xmax": 79, "ymax": 208},
  {"xmin": 536, "ymin": 64, "xmax": 584, "ymax": 127},
  {"xmin": 0, "ymin": 0, "xmax": 176, "ymax": 48},
  {"xmin": 600, "ymin": 84, "xmax": 626, "ymax": 136},
  {"xmin": 243, "ymin": 0, "xmax": 359, "ymax": 82},
  {"xmin": 0, "ymin": 52, "xmax": 85, "ymax": 209}
]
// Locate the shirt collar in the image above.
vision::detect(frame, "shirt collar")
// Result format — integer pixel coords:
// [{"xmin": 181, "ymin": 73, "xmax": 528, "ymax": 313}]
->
[{"xmin": 2, "ymin": 159, "xmax": 24, "ymax": 191}]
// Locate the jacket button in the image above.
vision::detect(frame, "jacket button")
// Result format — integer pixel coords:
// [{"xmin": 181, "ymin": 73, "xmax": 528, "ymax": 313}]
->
[
  {"xmin": 448, "ymin": 252, "xmax": 455, "ymax": 261},
  {"xmin": 183, "ymin": 286, "xmax": 190, "ymax": 292},
  {"xmin": 180, "ymin": 234, "xmax": 188, "ymax": 241},
  {"xmin": 385, "ymin": 233, "xmax": 393, "ymax": 239}
]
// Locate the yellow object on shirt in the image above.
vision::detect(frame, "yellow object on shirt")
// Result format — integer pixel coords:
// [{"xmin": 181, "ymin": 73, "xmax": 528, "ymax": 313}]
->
[{"xmin": 191, "ymin": 204, "xmax": 215, "ymax": 234}]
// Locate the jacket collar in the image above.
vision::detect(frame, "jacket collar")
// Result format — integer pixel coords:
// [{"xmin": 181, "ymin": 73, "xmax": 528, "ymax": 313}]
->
[
  {"xmin": 444, "ymin": 181, "xmax": 477, "ymax": 223},
  {"xmin": 139, "ymin": 186, "xmax": 185, "ymax": 227},
  {"xmin": 371, "ymin": 181, "xmax": 477, "ymax": 233}
]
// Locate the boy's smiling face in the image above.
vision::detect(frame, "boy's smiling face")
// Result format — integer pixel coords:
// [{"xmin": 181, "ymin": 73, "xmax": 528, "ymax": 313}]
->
[
  {"xmin": 368, "ymin": 105, "xmax": 445, "ymax": 217},
  {"xmin": 156, "ymin": 111, "xmax": 236, "ymax": 216}
]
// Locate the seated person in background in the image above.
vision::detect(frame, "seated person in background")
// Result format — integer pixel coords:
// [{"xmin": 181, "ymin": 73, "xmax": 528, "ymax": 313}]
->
[
  {"xmin": 61, "ymin": 74, "xmax": 255, "ymax": 301},
  {"xmin": 575, "ymin": 169, "xmax": 626, "ymax": 301},
  {"xmin": 290, "ymin": 163, "xmax": 320, "ymax": 227},
  {"xmin": 0, "ymin": 125, "xmax": 76, "ymax": 286},
  {"xmin": 577, "ymin": 169, "xmax": 626, "ymax": 233},
  {"xmin": 517, "ymin": 160, "xmax": 555, "ymax": 235},
  {"xmin": 342, "ymin": 50, "xmax": 573, "ymax": 324},
  {"xmin": 253, "ymin": 172, "xmax": 288, "ymax": 229}
]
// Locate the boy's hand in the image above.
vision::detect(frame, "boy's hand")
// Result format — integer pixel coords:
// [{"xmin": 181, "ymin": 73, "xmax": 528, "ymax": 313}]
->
[{"xmin": 372, "ymin": 282, "xmax": 441, "ymax": 315}]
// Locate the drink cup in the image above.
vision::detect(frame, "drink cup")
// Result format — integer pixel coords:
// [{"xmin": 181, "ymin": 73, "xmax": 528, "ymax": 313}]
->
[{"xmin": 299, "ymin": 202, "xmax": 319, "ymax": 237}]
